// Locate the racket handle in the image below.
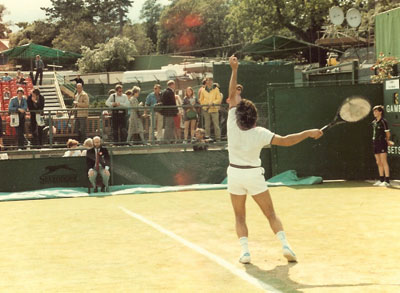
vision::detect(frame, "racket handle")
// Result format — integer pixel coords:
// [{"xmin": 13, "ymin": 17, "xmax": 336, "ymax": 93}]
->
[{"xmin": 320, "ymin": 124, "xmax": 330, "ymax": 132}]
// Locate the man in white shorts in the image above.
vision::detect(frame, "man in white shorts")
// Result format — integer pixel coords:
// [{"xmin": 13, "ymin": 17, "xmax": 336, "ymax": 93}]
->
[{"xmin": 227, "ymin": 55, "xmax": 323, "ymax": 264}]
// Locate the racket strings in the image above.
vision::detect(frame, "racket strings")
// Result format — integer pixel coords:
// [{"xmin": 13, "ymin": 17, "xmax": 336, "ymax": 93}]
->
[{"xmin": 339, "ymin": 97, "xmax": 371, "ymax": 122}]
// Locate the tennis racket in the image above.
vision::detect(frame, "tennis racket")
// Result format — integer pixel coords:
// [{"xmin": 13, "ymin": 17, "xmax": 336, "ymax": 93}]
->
[{"xmin": 321, "ymin": 96, "xmax": 371, "ymax": 131}]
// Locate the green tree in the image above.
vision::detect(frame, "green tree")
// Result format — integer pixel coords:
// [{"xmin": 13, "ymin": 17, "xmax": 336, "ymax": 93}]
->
[
  {"xmin": 9, "ymin": 21, "xmax": 59, "ymax": 47},
  {"xmin": 157, "ymin": 0, "xmax": 230, "ymax": 56},
  {"xmin": 226, "ymin": 0, "xmax": 400, "ymax": 45},
  {"xmin": 122, "ymin": 23, "xmax": 155, "ymax": 54},
  {"xmin": 140, "ymin": 0, "xmax": 163, "ymax": 47},
  {"xmin": 52, "ymin": 21, "xmax": 108, "ymax": 53},
  {"xmin": 0, "ymin": 4, "xmax": 11, "ymax": 38},
  {"xmin": 41, "ymin": 0, "xmax": 92, "ymax": 24},
  {"xmin": 42, "ymin": 0, "xmax": 133, "ymax": 35},
  {"xmin": 226, "ymin": 0, "xmax": 335, "ymax": 45},
  {"xmin": 77, "ymin": 37, "xmax": 137, "ymax": 73},
  {"xmin": 94, "ymin": 0, "xmax": 134, "ymax": 35}
]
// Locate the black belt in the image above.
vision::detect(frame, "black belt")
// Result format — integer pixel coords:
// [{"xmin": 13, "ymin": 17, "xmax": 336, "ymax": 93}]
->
[{"xmin": 229, "ymin": 163, "xmax": 260, "ymax": 169}]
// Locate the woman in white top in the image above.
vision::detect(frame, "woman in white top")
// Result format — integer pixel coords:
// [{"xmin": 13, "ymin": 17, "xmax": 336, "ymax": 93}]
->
[
  {"xmin": 63, "ymin": 139, "xmax": 81, "ymax": 157},
  {"xmin": 227, "ymin": 56, "xmax": 323, "ymax": 264}
]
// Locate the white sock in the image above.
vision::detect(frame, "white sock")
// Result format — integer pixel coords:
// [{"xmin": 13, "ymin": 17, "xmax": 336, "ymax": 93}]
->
[
  {"xmin": 276, "ymin": 231, "xmax": 291, "ymax": 248},
  {"xmin": 239, "ymin": 237, "xmax": 250, "ymax": 255}
]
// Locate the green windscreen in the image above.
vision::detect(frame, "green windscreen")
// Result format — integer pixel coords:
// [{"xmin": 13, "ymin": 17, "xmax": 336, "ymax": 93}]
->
[{"xmin": 375, "ymin": 8, "xmax": 400, "ymax": 58}]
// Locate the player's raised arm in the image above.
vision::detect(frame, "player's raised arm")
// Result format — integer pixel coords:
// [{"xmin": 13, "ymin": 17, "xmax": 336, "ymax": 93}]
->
[
  {"xmin": 228, "ymin": 56, "xmax": 239, "ymax": 109},
  {"xmin": 271, "ymin": 129, "xmax": 323, "ymax": 147}
]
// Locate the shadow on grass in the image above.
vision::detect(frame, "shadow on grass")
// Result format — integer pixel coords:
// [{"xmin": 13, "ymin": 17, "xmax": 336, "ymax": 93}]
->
[{"xmin": 244, "ymin": 262, "xmax": 398, "ymax": 292}]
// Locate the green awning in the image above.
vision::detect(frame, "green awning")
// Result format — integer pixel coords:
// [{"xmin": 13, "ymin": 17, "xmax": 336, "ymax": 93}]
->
[
  {"xmin": 375, "ymin": 7, "xmax": 400, "ymax": 59},
  {"xmin": 0, "ymin": 43, "xmax": 81, "ymax": 61},
  {"xmin": 241, "ymin": 35, "xmax": 342, "ymax": 59}
]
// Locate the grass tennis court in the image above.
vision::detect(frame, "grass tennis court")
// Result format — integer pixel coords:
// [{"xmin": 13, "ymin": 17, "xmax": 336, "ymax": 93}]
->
[{"xmin": 0, "ymin": 181, "xmax": 399, "ymax": 292}]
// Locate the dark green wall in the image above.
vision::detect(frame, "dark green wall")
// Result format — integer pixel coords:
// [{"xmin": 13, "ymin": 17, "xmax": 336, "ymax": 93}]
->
[
  {"xmin": 267, "ymin": 83, "xmax": 387, "ymax": 179},
  {"xmin": 0, "ymin": 157, "xmax": 88, "ymax": 192},
  {"xmin": 0, "ymin": 148, "xmax": 273, "ymax": 192},
  {"xmin": 213, "ymin": 62, "xmax": 294, "ymax": 103},
  {"xmin": 132, "ymin": 55, "xmax": 188, "ymax": 70}
]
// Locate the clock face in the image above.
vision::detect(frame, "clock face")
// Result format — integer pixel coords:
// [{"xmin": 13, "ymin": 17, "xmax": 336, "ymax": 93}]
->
[
  {"xmin": 329, "ymin": 6, "xmax": 344, "ymax": 25},
  {"xmin": 346, "ymin": 8, "xmax": 362, "ymax": 28}
]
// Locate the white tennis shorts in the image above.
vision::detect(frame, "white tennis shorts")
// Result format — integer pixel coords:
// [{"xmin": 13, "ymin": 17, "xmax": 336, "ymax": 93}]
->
[{"xmin": 227, "ymin": 166, "xmax": 268, "ymax": 196}]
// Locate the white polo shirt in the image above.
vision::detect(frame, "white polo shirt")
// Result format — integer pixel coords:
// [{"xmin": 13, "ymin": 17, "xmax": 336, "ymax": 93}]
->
[{"xmin": 227, "ymin": 107, "xmax": 275, "ymax": 166}]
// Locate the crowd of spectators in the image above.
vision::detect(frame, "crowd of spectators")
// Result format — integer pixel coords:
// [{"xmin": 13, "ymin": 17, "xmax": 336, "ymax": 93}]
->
[{"xmin": 1, "ymin": 74, "xmax": 233, "ymax": 151}]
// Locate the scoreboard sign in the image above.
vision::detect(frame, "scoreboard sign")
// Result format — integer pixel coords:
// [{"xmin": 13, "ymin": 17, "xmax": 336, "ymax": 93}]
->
[{"xmin": 384, "ymin": 78, "xmax": 400, "ymax": 156}]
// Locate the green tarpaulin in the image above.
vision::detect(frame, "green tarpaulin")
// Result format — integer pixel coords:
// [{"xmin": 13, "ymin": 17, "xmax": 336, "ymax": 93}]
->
[
  {"xmin": 0, "ymin": 170, "xmax": 322, "ymax": 202},
  {"xmin": 0, "ymin": 43, "xmax": 81, "ymax": 61},
  {"xmin": 375, "ymin": 8, "xmax": 400, "ymax": 59},
  {"xmin": 240, "ymin": 35, "xmax": 342, "ymax": 59}
]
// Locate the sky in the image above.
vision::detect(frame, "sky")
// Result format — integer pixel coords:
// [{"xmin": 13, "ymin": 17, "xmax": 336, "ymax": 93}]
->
[{"xmin": 1, "ymin": 0, "xmax": 170, "ymax": 32}]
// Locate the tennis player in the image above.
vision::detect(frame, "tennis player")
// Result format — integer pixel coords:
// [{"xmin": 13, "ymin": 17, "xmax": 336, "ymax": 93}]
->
[
  {"xmin": 227, "ymin": 56, "xmax": 323, "ymax": 263},
  {"xmin": 372, "ymin": 105, "xmax": 393, "ymax": 187}
]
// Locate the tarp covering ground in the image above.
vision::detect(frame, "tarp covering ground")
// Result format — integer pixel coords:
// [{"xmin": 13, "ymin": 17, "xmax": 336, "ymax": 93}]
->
[
  {"xmin": 0, "ymin": 170, "xmax": 322, "ymax": 202},
  {"xmin": 1, "ymin": 43, "xmax": 81, "ymax": 60}
]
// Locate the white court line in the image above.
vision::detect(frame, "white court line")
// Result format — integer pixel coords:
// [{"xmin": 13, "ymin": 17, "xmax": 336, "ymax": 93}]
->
[{"xmin": 119, "ymin": 206, "xmax": 281, "ymax": 293}]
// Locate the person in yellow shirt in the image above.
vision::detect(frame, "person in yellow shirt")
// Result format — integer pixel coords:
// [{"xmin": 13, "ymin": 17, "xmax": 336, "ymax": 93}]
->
[{"xmin": 199, "ymin": 77, "xmax": 222, "ymax": 141}]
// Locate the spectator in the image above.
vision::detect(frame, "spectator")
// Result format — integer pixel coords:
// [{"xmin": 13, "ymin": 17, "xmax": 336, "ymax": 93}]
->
[
  {"xmin": 127, "ymin": 86, "xmax": 145, "ymax": 144},
  {"xmin": 16, "ymin": 70, "xmax": 22, "ymax": 80},
  {"xmin": 2, "ymin": 72, "xmax": 12, "ymax": 82},
  {"xmin": 63, "ymin": 139, "xmax": 81, "ymax": 157},
  {"xmin": 70, "ymin": 74, "xmax": 84, "ymax": 86},
  {"xmin": 74, "ymin": 83, "xmax": 89, "ymax": 143},
  {"xmin": 174, "ymin": 93, "xmax": 183, "ymax": 142},
  {"xmin": 192, "ymin": 128, "xmax": 210, "ymax": 151},
  {"xmin": 0, "ymin": 115, "xmax": 3, "ymax": 150},
  {"xmin": 183, "ymin": 87, "xmax": 198, "ymax": 142},
  {"xmin": 145, "ymin": 84, "xmax": 163, "ymax": 142},
  {"xmin": 199, "ymin": 77, "xmax": 222, "ymax": 142},
  {"xmin": 34, "ymin": 55, "xmax": 45, "ymax": 85},
  {"xmin": 81, "ymin": 137, "xmax": 93, "ymax": 156},
  {"xmin": 27, "ymin": 88, "xmax": 45, "ymax": 147},
  {"xmin": 17, "ymin": 72, "xmax": 26, "ymax": 85},
  {"xmin": 3, "ymin": 87, "xmax": 10, "ymax": 101},
  {"xmin": 29, "ymin": 71, "xmax": 34, "ymax": 83},
  {"xmin": 105, "ymin": 84, "xmax": 129, "ymax": 143},
  {"xmin": 161, "ymin": 80, "xmax": 178, "ymax": 143},
  {"xmin": 197, "ymin": 78, "xmax": 206, "ymax": 101},
  {"xmin": 86, "ymin": 136, "xmax": 110, "ymax": 193},
  {"xmin": 8, "ymin": 87, "xmax": 27, "ymax": 149}
]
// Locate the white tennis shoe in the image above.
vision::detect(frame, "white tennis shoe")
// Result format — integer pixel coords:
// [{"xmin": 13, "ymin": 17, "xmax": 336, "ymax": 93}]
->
[
  {"xmin": 379, "ymin": 182, "xmax": 390, "ymax": 187},
  {"xmin": 239, "ymin": 252, "xmax": 251, "ymax": 264},
  {"xmin": 283, "ymin": 246, "xmax": 297, "ymax": 262},
  {"xmin": 373, "ymin": 180, "xmax": 382, "ymax": 186}
]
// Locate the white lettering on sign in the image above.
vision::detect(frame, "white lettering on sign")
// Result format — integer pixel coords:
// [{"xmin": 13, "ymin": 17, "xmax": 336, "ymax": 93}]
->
[
  {"xmin": 386, "ymin": 104, "xmax": 400, "ymax": 112},
  {"xmin": 386, "ymin": 79, "xmax": 400, "ymax": 90},
  {"xmin": 388, "ymin": 146, "xmax": 400, "ymax": 155}
]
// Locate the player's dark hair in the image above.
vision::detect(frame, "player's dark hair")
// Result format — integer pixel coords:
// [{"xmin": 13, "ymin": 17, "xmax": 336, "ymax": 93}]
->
[
  {"xmin": 236, "ymin": 99, "xmax": 257, "ymax": 130},
  {"xmin": 373, "ymin": 105, "xmax": 384, "ymax": 116}
]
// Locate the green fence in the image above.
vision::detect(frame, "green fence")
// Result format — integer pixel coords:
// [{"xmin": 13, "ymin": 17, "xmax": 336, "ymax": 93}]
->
[
  {"xmin": 213, "ymin": 62, "xmax": 295, "ymax": 103},
  {"xmin": 2, "ymin": 81, "xmax": 397, "ymax": 192},
  {"xmin": 267, "ymin": 83, "xmax": 386, "ymax": 179}
]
